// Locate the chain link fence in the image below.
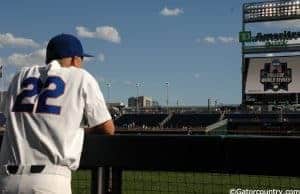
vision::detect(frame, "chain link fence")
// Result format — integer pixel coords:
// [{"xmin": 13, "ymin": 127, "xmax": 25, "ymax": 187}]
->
[
  {"xmin": 122, "ymin": 171, "xmax": 300, "ymax": 194},
  {"xmin": 72, "ymin": 170, "xmax": 91, "ymax": 194}
]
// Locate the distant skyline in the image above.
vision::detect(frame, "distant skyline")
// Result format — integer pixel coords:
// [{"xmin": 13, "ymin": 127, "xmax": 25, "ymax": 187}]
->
[{"xmin": 0, "ymin": 0, "xmax": 299, "ymax": 106}]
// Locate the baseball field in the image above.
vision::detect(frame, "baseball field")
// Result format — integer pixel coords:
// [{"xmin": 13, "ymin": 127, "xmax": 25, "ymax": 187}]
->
[{"xmin": 71, "ymin": 170, "xmax": 300, "ymax": 194}]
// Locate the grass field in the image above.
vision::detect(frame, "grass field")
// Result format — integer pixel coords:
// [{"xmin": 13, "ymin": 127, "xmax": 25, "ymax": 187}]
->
[
  {"xmin": 72, "ymin": 170, "xmax": 91, "ymax": 194},
  {"xmin": 71, "ymin": 170, "xmax": 300, "ymax": 194}
]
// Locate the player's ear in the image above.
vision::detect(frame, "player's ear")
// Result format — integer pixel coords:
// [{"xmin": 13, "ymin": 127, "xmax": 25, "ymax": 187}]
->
[
  {"xmin": 70, "ymin": 57, "xmax": 77, "ymax": 67},
  {"xmin": 71, "ymin": 56, "xmax": 82, "ymax": 68},
  {"xmin": 58, "ymin": 57, "xmax": 73, "ymax": 67}
]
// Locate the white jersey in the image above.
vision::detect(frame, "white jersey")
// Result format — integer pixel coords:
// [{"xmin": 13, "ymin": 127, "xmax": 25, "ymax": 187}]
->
[{"xmin": 0, "ymin": 60, "xmax": 111, "ymax": 170}]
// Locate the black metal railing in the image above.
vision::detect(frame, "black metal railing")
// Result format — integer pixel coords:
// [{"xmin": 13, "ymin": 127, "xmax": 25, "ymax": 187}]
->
[
  {"xmin": 1, "ymin": 134, "xmax": 300, "ymax": 194},
  {"xmin": 80, "ymin": 134, "xmax": 300, "ymax": 194}
]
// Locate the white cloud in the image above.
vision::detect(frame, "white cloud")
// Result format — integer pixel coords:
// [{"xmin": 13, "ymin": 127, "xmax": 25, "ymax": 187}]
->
[
  {"xmin": 7, "ymin": 49, "xmax": 46, "ymax": 67},
  {"xmin": 76, "ymin": 26, "xmax": 94, "ymax": 38},
  {"xmin": 160, "ymin": 7, "xmax": 184, "ymax": 16},
  {"xmin": 0, "ymin": 33, "xmax": 39, "ymax": 48},
  {"xmin": 83, "ymin": 52, "xmax": 106, "ymax": 64},
  {"xmin": 197, "ymin": 36, "xmax": 237, "ymax": 44},
  {"xmin": 83, "ymin": 57, "xmax": 93, "ymax": 63},
  {"xmin": 76, "ymin": 26, "xmax": 121, "ymax": 43},
  {"xmin": 218, "ymin": 36, "xmax": 236, "ymax": 43},
  {"xmin": 97, "ymin": 53, "xmax": 105, "ymax": 63},
  {"xmin": 194, "ymin": 73, "xmax": 200, "ymax": 79},
  {"xmin": 123, "ymin": 80, "xmax": 133, "ymax": 86},
  {"xmin": 203, "ymin": 36, "xmax": 216, "ymax": 44},
  {"xmin": 195, "ymin": 38, "xmax": 202, "ymax": 43}
]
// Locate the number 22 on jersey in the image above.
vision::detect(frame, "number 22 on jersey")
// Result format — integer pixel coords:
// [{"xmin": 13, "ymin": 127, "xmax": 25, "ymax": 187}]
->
[{"xmin": 12, "ymin": 76, "xmax": 65, "ymax": 115}]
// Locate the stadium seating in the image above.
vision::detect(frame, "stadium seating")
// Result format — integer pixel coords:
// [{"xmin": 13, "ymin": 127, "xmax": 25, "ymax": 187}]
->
[
  {"xmin": 115, "ymin": 113, "xmax": 223, "ymax": 129},
  {"xmin": 164, "ymin": 113, "xmax": 221, "ymax": 128},
  {"xmin": 227, "ymin": 113, "xmax": 300, "ymax": 135},
  {"xmin": 115, "ymin": 113, "xmax": 168, "ymax": 128}
]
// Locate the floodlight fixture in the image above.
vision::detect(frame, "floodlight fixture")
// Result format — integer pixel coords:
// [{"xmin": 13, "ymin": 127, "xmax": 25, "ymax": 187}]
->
[{"xmin": 244, "ymin": 0, "xmax": 300, "ymax": 23}]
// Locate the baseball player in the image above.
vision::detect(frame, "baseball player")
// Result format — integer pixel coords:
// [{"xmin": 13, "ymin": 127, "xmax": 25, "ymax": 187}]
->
[{"xmin": 0, "ymin": 33, "xmax": 115, "ymax": 193}]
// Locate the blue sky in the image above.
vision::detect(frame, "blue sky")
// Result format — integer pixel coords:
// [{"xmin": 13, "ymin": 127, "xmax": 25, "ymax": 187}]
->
[{"xmin": 0, "ymin": 0, "xmax": 294, "ymax": 106}]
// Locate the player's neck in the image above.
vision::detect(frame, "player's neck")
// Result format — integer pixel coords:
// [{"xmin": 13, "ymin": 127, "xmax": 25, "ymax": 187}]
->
[{"xmin": 58, "ymin": 58, "xmax": 82, "ymax": 68}]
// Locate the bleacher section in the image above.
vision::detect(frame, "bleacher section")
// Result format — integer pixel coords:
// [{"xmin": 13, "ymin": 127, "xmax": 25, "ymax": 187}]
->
[
  {"xmin": 115, "ymin": 113, "xmax": 223, "ymax": 129},
  {"xmin": 163, "ymin": 113, "xmax": 221, "ymax": 128},
  {"xmin": 227, "ymin": 113, "xmax": 300, "ymax": 135},
  {"xmin": 115, "ymin": 113, "xmax": 168, "ymax": 128}
]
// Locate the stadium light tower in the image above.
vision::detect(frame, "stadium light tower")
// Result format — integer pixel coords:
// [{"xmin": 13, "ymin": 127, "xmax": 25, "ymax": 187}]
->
[
  {"xmin": 136, "ymin": 82, "xmax": 144, "ymax": 111},
  {"xmin": 214, "ymin": 98, "xmax": 218, "ymax": 109},
  {"xmin": 106, "ymin": 81, "xmax": 112, "ymax": 103},
  {"xmin": 208, "ymin": 98, "xmax": 211, "ymax": 113},
  {"xmin": 165, "ymin": 82, "xmax": 169, "ymax": 108}
]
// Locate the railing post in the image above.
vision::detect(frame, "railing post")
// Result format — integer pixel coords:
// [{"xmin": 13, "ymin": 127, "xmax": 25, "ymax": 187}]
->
[
  {"xmin": 91, "ymin": 167, "xmax": 110, "ymax": 194},
  {"xmin": 111, "ymin": 168, "xmax": 122, "ymax": 194}
]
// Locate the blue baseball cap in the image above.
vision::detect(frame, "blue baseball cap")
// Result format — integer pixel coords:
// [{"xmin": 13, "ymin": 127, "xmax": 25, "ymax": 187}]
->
[{"xmin": 46, "ymin": 33, "xmax": 93, "ymax": 64}]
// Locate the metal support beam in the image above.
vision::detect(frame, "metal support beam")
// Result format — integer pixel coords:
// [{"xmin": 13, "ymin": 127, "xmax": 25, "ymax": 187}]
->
[
  {"xmin": 111, "ymin": 168, "xmax": 122, "ymax": 194},
  {"xmin": 91, "ymin": 167, "xmax": 110, "ymax": 194}
]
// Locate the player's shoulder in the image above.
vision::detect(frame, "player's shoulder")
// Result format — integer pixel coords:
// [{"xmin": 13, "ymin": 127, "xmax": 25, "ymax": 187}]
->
[
  {"xmin": 47, "ymin": 60, "xmax": 95, "ymax": 81},
  {"xmin": 18, "ymin": 65, "xmax": 47, "ymax": 78},
  {"xmin": 72, "ymin": 67, "xmax": 98, "ymax": 83},
  {"xmin": 19, "ymin": 65, "xmax": 43, "ymax": 72}
]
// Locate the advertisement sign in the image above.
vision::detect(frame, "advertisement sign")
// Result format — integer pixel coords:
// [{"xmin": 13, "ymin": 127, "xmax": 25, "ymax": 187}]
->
[
  {"xmin": 239, "ymin": 30, "xmax": 300, "ymax": 48},
  {"xmin": 245, "ymin": 56, "xmax": 300, "ymax": 94}
]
